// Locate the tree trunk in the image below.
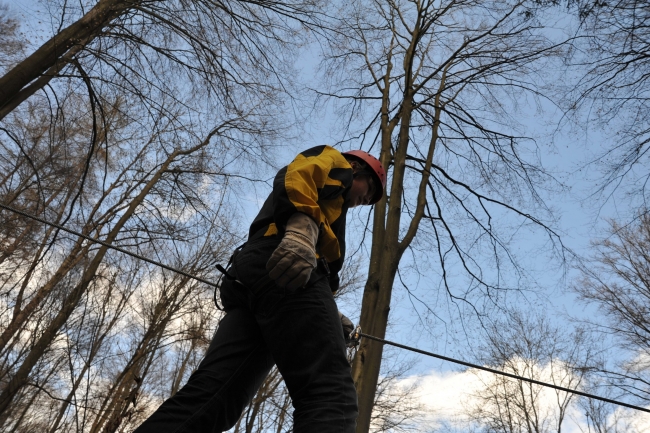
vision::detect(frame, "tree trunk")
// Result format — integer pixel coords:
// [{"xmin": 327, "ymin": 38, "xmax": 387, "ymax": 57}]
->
[
  {"xmin": 351, "ymin": 78, "xmax": 417, "ymax": 429},
  {"xmin": 0, "ymin": 0, "xmax": 135, "ymax": 119},
  {"xmin": 0, "ymin": 43, "xmax": 87, "ymax": 121},
  {"xmin": 351, "ymin": 14, "xmax": 448, "ymax": 429}
]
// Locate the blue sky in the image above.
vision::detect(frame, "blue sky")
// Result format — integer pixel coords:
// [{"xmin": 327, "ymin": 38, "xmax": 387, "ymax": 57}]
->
[{"xmin": 7, "ymin": 0, "xmax": 649, "ymax": 428}]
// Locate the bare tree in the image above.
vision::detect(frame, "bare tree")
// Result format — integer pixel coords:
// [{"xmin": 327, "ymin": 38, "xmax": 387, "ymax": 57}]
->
[
  {"xmin": 0, "ymin": 0, "xmax": 322, "ymax": 120},
  {"xmin": 563, "ymin": 0, "xmax": 650, "ymax": 202},
  {"xmin": 368, "ymin": 350, "xmax": 423, "ymax": 433},
  {"xmin": 90, "ymin": 249, "xmax": 219, "ymax": 433},
  {"xmin": 318, "ymin": 1, "xmax": 568, "ymax": 430},
  {"xmin": 577, "ymin": 380, "xmax": 644, "ymax": 433},
  {"xmin": 575, "ymin": 211, "xmax": 650, "ymax": 408},
  {"xmin": 0, "ymin": 122, "xmax": 224, "ymax": 414},
  {"xmin": 466, "ymin": 312, "xmax": 595, "ymax": 433},
  {"xmin": 45, "ymin": 264, "xmax": 140, "ymax": 433},
  {"xmin": 0, "ymin": 84, "xmax": 255, "ymax": 427}
]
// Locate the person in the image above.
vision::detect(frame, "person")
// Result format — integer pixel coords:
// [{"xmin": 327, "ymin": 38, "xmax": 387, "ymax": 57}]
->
[{"xmin": 134, "ymin": 145, "xmax": 387, "ymax": 433}]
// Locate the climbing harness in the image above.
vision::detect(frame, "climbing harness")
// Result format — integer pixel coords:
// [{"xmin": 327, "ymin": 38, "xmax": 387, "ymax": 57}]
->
[
  {"xmin": 214, "ymin": 245, "xmax": 244, "ymax": 311},
  {"xmin": 2, "ymin": 201, "xmax": 649, "ymax": 415}
]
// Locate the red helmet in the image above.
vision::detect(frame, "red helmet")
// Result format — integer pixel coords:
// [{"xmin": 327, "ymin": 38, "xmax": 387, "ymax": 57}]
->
[{"xmin": 343, "ymin": 150, "xmax": 387, "ymax": 204}]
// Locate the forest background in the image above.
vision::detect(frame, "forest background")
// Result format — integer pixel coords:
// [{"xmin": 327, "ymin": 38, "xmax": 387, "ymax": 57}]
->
[{"xmin": 1, "ymin": 0, "xmax": 649, "ymax": 432}]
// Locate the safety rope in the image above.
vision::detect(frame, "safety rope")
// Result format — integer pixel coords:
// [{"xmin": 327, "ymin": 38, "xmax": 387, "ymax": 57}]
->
[{"xmin": 1, "ymin": 201, "xmax": 649, "ymax": 414}]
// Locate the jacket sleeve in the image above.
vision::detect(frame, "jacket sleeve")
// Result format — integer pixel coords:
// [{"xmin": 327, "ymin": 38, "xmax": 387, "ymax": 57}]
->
[{"xmin": 273, "ymin": 145, "xmax": 353, "ymax": 261}]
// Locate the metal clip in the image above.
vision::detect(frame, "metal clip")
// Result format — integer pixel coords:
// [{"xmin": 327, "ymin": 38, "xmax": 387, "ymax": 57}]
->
[{"xmin": 348, "ymin": 325, "xmax": 362, "ymax": 348}]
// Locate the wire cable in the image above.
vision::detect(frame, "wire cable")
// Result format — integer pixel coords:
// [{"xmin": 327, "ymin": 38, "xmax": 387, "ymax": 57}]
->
[
  {"xmin": 359, "ymin": 332, "xmax": 650, "ymax": 414},
  {"xmin": 0, "ymin": 202, "xmax": 218, "ymax": 288},
  {"xmin": 2, "ymin": 201, "xmax": 649, "ymax": 414}
]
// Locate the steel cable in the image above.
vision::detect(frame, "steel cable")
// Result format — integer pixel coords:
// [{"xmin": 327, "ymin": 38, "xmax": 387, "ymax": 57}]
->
[
  {"xmin": 0, "ymin": 202, "xmax": 218, "ymax": 288},
  {"xmin": 2, "ymin": 201, "xmax": 649, "ymax": 414},
  {"xmin": 358, "ymin": 332, "xmax": 650, "ymax": 414}
]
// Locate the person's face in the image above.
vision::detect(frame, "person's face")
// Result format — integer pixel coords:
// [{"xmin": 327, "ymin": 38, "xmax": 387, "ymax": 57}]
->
[{"xmin": 348, "ymin": 174, "xmax": 376, "ymax": 208}]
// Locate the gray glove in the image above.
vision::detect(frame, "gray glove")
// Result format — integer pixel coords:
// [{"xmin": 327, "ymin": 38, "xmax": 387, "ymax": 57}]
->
[
  {"xmin": 339, "ymin": 311, "xmax": 355, "ymax": 346},
  {"xmin": 266, "ymin": 212, "xmax": 319, "ymax": 290}
]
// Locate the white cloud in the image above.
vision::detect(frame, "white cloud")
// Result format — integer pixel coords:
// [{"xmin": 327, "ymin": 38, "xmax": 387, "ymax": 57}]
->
[{"xmin": 392, "ymin": 364, "xmax": 650, "ymax": 433}]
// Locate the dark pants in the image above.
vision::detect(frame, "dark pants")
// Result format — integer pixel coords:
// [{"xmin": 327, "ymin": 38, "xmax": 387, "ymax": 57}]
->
[{"xmin": 134, "ymin": 238, "xmax": 358, "ymax": 433}]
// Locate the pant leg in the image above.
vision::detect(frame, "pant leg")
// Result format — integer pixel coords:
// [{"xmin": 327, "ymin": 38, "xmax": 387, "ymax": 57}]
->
[
  {"xmin": 135, "ymin": 219, "xmax": 358, "ymax": 432},
  {"xmin": 253, "ymin": 271, "xmax": 359, "ymax": 433},
  {"xmin": 134, "ymin": 306, "xmax": 274, "ymax": 433}
]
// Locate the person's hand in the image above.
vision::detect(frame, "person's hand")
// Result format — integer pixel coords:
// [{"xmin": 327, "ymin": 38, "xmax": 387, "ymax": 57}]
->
[
  {"xmin": 339, "ymin": 311, "xmax": 355, "ymax": 346},
  {"xmin": 267, "ymin": 213, "xmax": 318, "ymax": 290}
]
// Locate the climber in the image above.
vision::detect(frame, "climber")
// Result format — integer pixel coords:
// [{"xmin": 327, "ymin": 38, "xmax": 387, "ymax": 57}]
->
[{"xmin": 135, "ymin": 145, "xmax": 386, "ymax": 433}]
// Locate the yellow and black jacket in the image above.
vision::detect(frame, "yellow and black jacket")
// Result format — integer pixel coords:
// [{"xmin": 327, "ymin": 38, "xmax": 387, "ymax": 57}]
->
[{"xmin": 248, "ymin": 145, "xmax": 354, "ymax": 288}]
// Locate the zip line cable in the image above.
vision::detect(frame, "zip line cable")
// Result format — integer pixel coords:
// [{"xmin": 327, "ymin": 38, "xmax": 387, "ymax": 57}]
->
[
  {"xmin": 2, "ymin": 201, "xmax": 649, "ymax": 415},
  {"xmin": 0, "ymin": 202, "xmax": 218, "ymax": 288},
  {"xmin": 358, "ymin": 332, "xmax": 650, "ymax": 414}
]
